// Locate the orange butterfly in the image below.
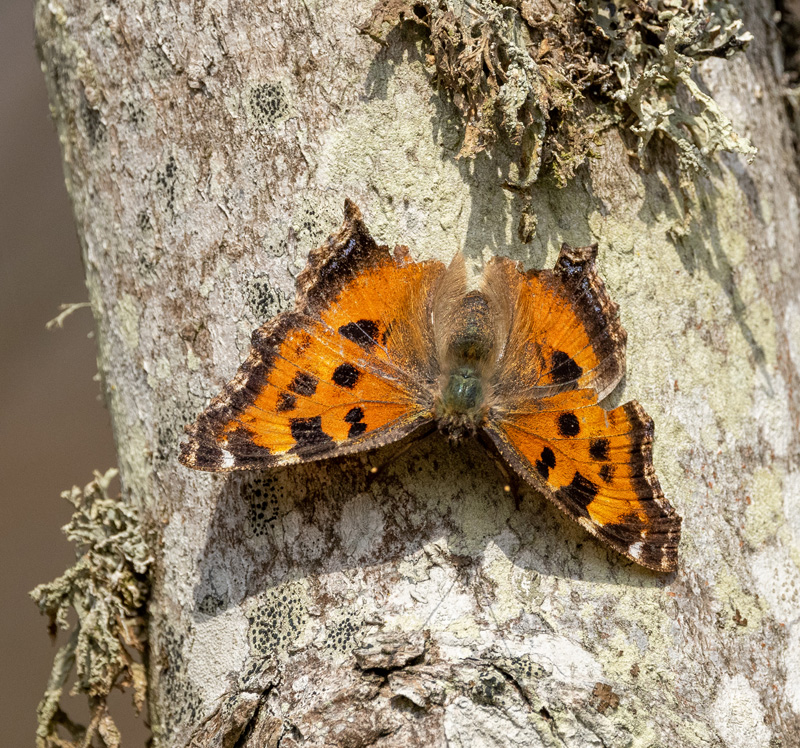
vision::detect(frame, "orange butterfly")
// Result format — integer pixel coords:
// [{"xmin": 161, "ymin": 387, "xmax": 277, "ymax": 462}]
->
[{"xmin": 181, "ymin": 200, "xmax": 681, "ymax": 572}]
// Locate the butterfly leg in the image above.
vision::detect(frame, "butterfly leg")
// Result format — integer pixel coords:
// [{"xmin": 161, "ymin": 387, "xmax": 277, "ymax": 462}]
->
[
  {"xmin": 366, "ymin": 423, "xmax": 438, "ymax": 483},
  {"xmin": 477, "ymin": 430, "xmax": 524, "ymax": 509}
]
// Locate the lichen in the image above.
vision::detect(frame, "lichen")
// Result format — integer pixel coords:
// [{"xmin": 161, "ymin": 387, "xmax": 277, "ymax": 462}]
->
[
  {"xmin": 157, "ymin": 625, "xmax": 202, "ymax": 737},
  {"xmin": 115, "ymin": 293, "xmax": 140, "ymax": 350},
  {"xmin": 362, "ymin": 0, "xmax": 755, "ymax": 207},
  {"xmin": 246, "ymin": 275, "xmax": 290, "ymax": 323},
  {"xmin": 322, "ymin": 607, "xmax": 363, "ymax": 658},
  {"xmin": 743, "ymin": 466, "xmax": 785, "ymax": 549},
  {"xmin": 609, "ymin": 7, "xmax": 756, "ymax": 179},
  {"xmin": 244, "ymin": 473, "xmax": 285, "ymax": 537},
  {"xmin": 245, "ymin": 81, "xmax": 291, "ymax": 130},
  {"xmin": 246, "ymin": 581, "xmax": 310, "ymax": 659},
  {"xmin": 30, "ymin": 469, "xmax": 152, "ymax": 748}
]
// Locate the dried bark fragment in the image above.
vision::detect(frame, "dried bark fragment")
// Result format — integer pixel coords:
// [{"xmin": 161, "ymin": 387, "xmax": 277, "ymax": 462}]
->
[{"xmin": 590, "ymin": 681, "xmax": 621, "ymax": 713}]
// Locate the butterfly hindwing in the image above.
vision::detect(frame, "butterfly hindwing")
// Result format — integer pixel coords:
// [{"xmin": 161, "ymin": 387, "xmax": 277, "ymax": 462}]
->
[
  {"xmin": 180, "ymin": 201, "xmax": 446, "ymax": 471},
  {"xmin": 484, "ymin": 389, "xmax": 681, "ymax": 571}
]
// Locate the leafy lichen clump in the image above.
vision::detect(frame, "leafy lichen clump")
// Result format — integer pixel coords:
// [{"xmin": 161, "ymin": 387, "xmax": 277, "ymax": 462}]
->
[
  {"xmin": 362, "ymin": 0, "xmax": 755, "ymax": 189},
  {"xmin": 30, "ymin": 469, "xmax": 152, "ymax": 748}
]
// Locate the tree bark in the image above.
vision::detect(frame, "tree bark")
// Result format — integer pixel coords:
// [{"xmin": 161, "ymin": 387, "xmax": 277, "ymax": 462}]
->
[{"xmin": 35, "ymin": 0, "xmax": 800, "ymax": 746}]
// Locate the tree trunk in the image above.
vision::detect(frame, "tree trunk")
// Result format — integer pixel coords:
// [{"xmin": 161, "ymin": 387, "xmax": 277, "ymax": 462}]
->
[{"xmin": 35, "ymin": 0, "xmax": 800, "ymax": 745}]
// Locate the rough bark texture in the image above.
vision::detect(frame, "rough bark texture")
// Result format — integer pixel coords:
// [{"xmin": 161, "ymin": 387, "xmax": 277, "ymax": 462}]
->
[{"xmin": 35, "ymin": 0, "xmax": 800, "ymax": 746}]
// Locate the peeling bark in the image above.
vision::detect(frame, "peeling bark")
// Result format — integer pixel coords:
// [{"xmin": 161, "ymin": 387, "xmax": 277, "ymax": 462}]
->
[{"xmin": 35, "ymin": 0, "xmax": 800, "ymax": 746}]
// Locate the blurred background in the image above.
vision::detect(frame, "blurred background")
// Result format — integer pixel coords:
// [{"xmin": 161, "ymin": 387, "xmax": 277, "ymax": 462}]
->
[{"xmin": 0, "ymin": 1, "xmax": 145, "ymax": 743}]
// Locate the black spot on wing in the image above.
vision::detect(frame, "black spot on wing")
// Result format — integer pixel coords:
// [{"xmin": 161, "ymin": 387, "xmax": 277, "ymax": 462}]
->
[
  {"xmin": 332, "ymin": 363, "xmax": 361, "ymax": 389},
  {"xmin": 344, "ymin": 406, "xmax": 367, "ymax": 438},
  {"xmin": 599, "ymin": 463, "xmax": 614, "ymax": 484},
  {"xmin": 290, "ymin": 416, "xmax": 334, "ymax": 451},
  {"xmin": 288, "ymin": 371, "xmax": 318, "ymax": 396},
  {"xmin": 555, "ymin": 471, "xmax": 599, "ymax": 517},
  {"xmin": 535, "ymin": 446, "xmax": 557, "ymax": 480},
  {"xmin": 590, "ymin": 438, "xmax": 610, "ymax": 461},
  {"xmin": 338, "ymin": 319, "xmax": 381, "ymax": 350},
  {"xmin": 276, "ymin": 392, "xmax": 297, "ymax": 412},
  {"xmin": 344, "ymin": 406, "xmax": 364, "ymax": 423},
  {"xmin": 550, "ymin": 350, "xmax": 583, "ymax": 384},
  {"xmin": 557, "ymin": 412, "xmax": 580, "ymax": 437},
  {"xmin": 348, "ymin": 422, "xmax": 367, "ymax": 437}
]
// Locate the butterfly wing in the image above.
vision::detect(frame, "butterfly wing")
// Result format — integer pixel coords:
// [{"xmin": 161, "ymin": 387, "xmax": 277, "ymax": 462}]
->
[
  {"xmin": 483, "ymin": 243, "xmax": 626, "ymax": 401},
  {"xmin": 483, "ymin": 244, "xmax": 681, "ymax": 571},
  {"xmin": 484, "ymin": 390, "xmax": 681, "ymax": 571},
  {"xmin": 181, "ymin": 200, "xmax": 446, "ymax": 471}
]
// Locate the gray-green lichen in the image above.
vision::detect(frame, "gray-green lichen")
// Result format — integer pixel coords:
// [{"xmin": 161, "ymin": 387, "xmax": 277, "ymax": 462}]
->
[
  {"xmin": 30, "ymin": 469, "xmax": 152, "ymax": 748},
  {"xmin": 363, "ymin": 0, "xmax": 755, "ymax": 191},
  {"xmin": 245, "ymin": 81, "xmax": 292, "ymax": 130}
]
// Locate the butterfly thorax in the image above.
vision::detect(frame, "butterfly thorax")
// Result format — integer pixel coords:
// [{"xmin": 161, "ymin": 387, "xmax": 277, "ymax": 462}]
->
[{"xmin": 434, "ymin": 291, "xmax": 496, "ymax": 438}]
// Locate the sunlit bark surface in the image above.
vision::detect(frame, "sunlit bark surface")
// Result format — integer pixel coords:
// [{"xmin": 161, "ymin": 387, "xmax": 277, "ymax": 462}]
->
[{"xmin": 36, "ymin": 0, "xmax": 800, "ymax": 744}]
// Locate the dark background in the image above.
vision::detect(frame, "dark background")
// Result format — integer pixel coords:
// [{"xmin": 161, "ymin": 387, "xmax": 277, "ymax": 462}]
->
[{"xmin": 0, "ymin": 1, "xmax": 145, "ymax": 743}]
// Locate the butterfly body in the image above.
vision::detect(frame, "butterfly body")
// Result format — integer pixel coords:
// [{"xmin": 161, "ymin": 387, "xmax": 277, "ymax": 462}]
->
[
  {"xmin": 181, "ymin": 200, "xmax": 682, "ymax": 572},
  {"xmin": 433, "ymin": 290, "xmax": 495, "ymax": 436},
  {"xmin": 437, "ymin": 364, "xmax": 485, "ymax": 430}
]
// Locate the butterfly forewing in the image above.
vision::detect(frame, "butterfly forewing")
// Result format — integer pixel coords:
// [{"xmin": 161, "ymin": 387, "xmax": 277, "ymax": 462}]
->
[
  {"xmin": 484, "ymin": 244, "xmax": 627, "ymax": 403},
  {"xmin": 180, "ymin": 201, "xmax": 444, "ymax": 471}
]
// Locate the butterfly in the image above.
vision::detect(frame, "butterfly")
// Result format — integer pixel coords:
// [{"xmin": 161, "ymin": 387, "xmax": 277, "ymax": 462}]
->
[{"xmin": 181, "ymin": 200, "xmax": 682, "ymax": 572}]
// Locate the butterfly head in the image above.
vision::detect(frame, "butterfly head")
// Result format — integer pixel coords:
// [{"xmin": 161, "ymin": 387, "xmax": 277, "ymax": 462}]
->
[{"xmin": 436, "ymin": 365, "xmax": 485, "ymax": 439}]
